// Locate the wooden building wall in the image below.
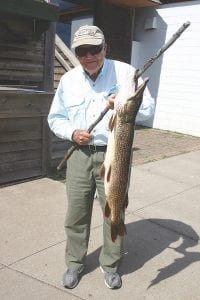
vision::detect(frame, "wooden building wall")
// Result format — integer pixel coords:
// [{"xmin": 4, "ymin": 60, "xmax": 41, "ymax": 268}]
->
[
  {"xmin": 54, "ymin": 57, "xmax": 65, "ymax": 91},
  {"xmin": 0, "ymin": 91, "xmax": 53, "ymax": 185},
  {"xmin": 0, "ymin": 12, "xmax": 54, "ymax": 90},
  {"xmin": 0, "ymin": 12, "xmax": 55, "ymax": 185}
]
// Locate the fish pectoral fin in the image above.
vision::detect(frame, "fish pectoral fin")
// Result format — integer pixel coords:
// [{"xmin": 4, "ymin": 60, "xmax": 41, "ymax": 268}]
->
[
  {"xmin": 99, "ymin": 163, "xmax": 105, "ymax": 178},
  {"xmin": 111, "ymin": 221, "xmax": 127, "ymax": 243},
  {"xmin": 107, "ymin": 165, "xmax": 111, "ymax": 182},
  {"xmin": 100, "ymin": 164, "xmax": 111, "ymax": 181},
  {"xmin": 105, "ymin": 201, "xmax": 111, "ymax": 218}
]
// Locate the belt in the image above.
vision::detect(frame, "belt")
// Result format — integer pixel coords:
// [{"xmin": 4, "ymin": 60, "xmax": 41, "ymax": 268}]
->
[{"xmin": 80, "ymin": 145, "xmax": 107, "ymax": 152}]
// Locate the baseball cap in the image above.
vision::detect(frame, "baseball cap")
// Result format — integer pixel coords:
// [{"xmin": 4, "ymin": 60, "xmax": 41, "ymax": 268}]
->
[{"xmin": 71, "ymin": 25, "xmax": 105, "ymax": 48}]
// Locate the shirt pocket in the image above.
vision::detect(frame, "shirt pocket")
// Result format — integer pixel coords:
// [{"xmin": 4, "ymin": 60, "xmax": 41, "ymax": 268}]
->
[{"xmin": 64, "ymin": 97, "xmax": 86, "ymax": 128}]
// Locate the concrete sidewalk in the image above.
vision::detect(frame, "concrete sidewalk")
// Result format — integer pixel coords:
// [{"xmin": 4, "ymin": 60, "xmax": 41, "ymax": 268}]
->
[{"xmin": 0, "ymin": 150, "xmax": 200, "ymax": 300}]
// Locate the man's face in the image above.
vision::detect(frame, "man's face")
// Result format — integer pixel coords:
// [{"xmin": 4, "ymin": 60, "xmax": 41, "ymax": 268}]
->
[{"xmin": 75, "ymin": 44, "xmax": 106, "ymax": 76}]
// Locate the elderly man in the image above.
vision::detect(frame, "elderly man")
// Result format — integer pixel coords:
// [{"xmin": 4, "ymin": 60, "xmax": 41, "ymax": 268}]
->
[{"xmin": 48, "ymin": 24, "xmax": 154, "ymax": 290}]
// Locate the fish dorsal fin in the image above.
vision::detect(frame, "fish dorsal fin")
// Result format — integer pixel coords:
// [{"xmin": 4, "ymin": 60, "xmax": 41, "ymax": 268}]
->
[{"xmin": 109, "ymin": 113, "xmax": 117, "ymax": 131}]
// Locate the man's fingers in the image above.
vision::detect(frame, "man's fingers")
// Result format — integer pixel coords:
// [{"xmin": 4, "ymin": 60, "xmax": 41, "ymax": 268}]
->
[
  {"xmin": 107, "ymin": 94, "xmax": 116, "ymax": 110},
  {"xmin": 73, "ymin": 129, "xmax": 93, "ymax": 145},
  {"xmin": 82, "ymin": 131, "xmax": 92, "ymax": 139}
]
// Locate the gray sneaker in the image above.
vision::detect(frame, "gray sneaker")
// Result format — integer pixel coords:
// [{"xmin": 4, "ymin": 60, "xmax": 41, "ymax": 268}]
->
[
  {"xmin": 100, "ymin": 267, "xmax": 122, "ymax": 289},
  {"xmin": 63, "ymin": 268, "xmax": 83, "ymax": 289}
]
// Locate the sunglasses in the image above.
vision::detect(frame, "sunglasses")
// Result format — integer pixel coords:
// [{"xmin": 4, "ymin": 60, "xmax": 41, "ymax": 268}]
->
[{"xmin": 75, "ymin": 44, "xmax": 103, "ymax": 57}]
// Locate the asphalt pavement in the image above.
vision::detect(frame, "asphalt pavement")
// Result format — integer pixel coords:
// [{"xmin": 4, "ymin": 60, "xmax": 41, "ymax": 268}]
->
[{"xmin": 0, "ymin": 150, "xmax": 200, "ymax": 300}]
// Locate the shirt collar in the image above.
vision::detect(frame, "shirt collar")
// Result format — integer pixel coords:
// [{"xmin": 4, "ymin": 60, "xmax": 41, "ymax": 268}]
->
[{"xmin": 81, "ymin": 59, "xmax": 108, "ymax": 81}]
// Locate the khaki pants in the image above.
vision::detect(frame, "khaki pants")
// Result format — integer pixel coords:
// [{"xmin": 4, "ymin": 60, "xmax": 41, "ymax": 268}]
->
[{"xmin": 65, "ymin": 147, "xmax": 124, "ymax": 273}]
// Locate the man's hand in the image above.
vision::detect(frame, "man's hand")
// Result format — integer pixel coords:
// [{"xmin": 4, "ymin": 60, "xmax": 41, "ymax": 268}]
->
[
  {"xmin": 72, "ymin": 129, "xmax": 93, "ymax": 145},
  {"xmin": 107, "ymin": 94, "xmax": 116, "ymax": 110}
]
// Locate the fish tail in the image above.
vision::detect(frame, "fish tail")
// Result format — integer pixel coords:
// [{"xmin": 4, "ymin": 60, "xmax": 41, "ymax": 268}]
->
[{"xmin": 111, "ymin": 220, "xmax": 127, "ymax": 243}]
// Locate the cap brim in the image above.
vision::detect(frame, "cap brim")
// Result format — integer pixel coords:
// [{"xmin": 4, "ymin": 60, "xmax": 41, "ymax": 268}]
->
[{"xmin": 71, "ymin": 38, "xmax": 103, "ymax": 49}]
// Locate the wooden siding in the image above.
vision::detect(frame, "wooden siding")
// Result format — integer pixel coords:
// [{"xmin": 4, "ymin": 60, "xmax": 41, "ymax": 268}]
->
[
  {"xmin": 0, "ymin": 9, "xmax": 56, "ymax": 185},
  {"xmin": 0, "ymin": 91, "xmax": 53, "ymax": 185},
  {"xmin": 54, "ymin": 58, "xmax": 66, "ymax": 91},
  {"xmin": 54, "ymin": 35, "xmax": 79, "ymax": 91},
  {"xmin": 0, "ymin": 0, "xmax": 59, "ymax": 22},
  {"xmin": 0, "ymin": 12, "xmax": 46, "ymax": 89}
]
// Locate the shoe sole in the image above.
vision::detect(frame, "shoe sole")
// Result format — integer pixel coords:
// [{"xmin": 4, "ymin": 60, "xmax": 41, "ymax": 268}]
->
[{"xmin": 63, "ymin": 280, "xmax": 78, "ymax": 289}]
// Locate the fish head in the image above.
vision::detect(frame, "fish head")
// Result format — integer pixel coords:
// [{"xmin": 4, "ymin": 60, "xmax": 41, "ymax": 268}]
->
[
  {"xmin": 114, "ymin": 77, "xmax": 135, "ymax": 112},
  {"xmin": 117, "ymin": 77, "xmax": 149, "ymax": 123}
]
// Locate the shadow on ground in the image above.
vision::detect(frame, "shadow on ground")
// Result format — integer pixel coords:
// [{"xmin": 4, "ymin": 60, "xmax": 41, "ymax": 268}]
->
[{"xmin": 84, "ymin": 219, "xmax": 200, "ymax": 288}]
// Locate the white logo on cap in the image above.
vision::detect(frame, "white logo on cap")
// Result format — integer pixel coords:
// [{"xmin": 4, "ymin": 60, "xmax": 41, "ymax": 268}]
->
[{"xmin": 76, "ymin": 28, "xmax": 98, "ymax": 37}]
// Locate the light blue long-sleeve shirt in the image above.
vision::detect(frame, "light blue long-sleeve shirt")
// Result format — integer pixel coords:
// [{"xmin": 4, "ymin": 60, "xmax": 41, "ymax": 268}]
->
[{"xmin": 48, "ymin": 58, "xmax": 154, "ymax": 145}]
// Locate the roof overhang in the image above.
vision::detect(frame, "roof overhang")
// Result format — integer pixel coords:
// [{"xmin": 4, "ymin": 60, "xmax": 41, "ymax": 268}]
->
[
  {"xmin": 0, "ymin": 0, "xmax": 59, "ymax": 21},
  {"xmin": 106, "ymin": 0, "xmax": 161, "ymax": 8},
  {"xmin": 58, "ymin": 0, "xmax": 161, "ymax": 23}
]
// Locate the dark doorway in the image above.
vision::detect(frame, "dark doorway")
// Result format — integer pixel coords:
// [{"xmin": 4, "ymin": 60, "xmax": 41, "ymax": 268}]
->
[{"xmin": 94, "ymin": 0, "xmax": 134, "ymax": 63}]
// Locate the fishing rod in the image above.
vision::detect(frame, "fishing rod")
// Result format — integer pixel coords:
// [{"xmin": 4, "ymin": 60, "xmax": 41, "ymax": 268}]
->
[{"xmin": 57, "ymin": 21, "xmax": 191, "ymax": 171}]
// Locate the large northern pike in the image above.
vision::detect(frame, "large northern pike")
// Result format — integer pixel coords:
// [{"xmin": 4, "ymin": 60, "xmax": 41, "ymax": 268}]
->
[{"xmin": 100, "ymin": 77, "xmax": 149, "ymax": 242}]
